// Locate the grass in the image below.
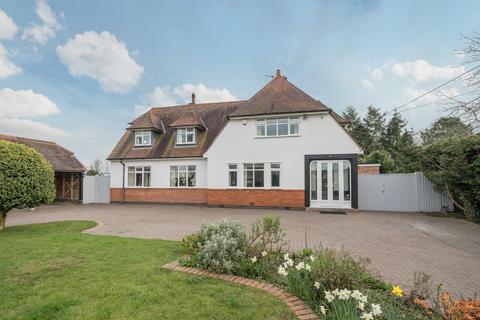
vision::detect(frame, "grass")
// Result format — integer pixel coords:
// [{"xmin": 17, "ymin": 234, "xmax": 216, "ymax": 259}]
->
[{"xmin": 0, "ymin": 221, "xmax": 295, "ymax": 320}]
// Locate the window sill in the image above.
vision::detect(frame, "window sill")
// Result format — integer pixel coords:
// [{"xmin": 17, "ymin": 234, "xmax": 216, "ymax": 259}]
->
[
  {"xmin": 175, "ymin": 143, "xmax": 196, "ymax": 148},
  {"xmin": 133, "ymin": 145, "xmax": 152, "ymax": 148},
  {"xmin": 254, "ymin": 134, "xmax": 301, "ymax": 139}
]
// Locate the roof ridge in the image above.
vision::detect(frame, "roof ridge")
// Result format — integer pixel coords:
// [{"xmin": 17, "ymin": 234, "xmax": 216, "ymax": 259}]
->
[
  {"xmin": 150, "ymin": 99, "xmax": 248, "ymax": 110},
  {"xmin": 0, "ymin": 133, "xmax": 57, "ymax": 145}
]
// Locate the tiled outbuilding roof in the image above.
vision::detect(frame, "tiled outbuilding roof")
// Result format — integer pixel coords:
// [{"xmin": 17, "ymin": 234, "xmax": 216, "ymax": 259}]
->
[
  {"xmin": 108, "ymin": 70, "xmax": 347, "ymax": 160},
  {"xmin": 0, "ymin": 134, "xmax": 86, "ymax": 172}
]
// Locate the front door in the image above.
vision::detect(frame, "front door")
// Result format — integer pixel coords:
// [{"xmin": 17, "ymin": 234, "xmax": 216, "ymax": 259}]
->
[{"xmin": 309, "ymin": 160, "xmax": 351, "ymax": 208}]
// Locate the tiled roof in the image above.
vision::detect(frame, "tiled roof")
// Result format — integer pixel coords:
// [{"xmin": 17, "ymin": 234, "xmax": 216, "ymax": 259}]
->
[
  {"xmin": 0, "ymin": 134, "xmax": 86, "ymax": 172},
  {"xmin": 230, "ymin": 71, "xmax": 330, "ymax": 117},
  {"xmin": 108, "ymin": 70, "xmax": 346, "ymax": 160}
]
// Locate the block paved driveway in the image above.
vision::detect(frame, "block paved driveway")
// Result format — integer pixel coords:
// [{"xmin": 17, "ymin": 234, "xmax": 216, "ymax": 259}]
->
[{"xmin": 7, "ymin": 203, "xmax": 480, "ymax": 298}]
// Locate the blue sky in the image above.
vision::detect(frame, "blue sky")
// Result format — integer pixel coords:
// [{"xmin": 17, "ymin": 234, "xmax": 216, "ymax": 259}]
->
[{"xmin": 0, "ymin": 0, "xmax": 479, "ymax": 166}]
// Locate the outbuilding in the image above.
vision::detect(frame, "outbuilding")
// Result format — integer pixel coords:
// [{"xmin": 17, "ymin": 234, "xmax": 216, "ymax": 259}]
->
[{"xmin": 0, "ymin": 134, "xmax": 86, "ymax": 202}]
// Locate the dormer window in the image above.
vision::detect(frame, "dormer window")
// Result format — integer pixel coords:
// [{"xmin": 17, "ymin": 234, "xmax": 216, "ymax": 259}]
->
[
  {"xmin": 134, "ymin": 130, "xmax": 152, "ymax": 146},
  {"xmin": 177, "ymin": 127, "xmax": 196, "ymax": 145}
]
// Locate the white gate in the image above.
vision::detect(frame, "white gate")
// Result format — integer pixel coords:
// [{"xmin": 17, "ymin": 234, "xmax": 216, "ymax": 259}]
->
[
  {"xmin": 358, "ymin": 172, "xmax": 452, "ymax": 212},
  {"xmin": 83, "ymin": 175, "xmax": 110, "ymax": 204}
]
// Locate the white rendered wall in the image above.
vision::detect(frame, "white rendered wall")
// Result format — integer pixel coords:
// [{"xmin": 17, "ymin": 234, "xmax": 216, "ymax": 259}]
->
[
  {"xmin": 205, "ymin": 113, "xmax": 361, "ymax": 190},
  {"xmin": 109, "ymin": 158, "xmax": 207, "ymax": 188}
]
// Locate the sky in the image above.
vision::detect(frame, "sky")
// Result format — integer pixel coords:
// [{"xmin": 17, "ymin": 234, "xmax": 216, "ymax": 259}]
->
[{"xmin": 0, "ymin": 0, "xmax": 479, "ymax": 167}]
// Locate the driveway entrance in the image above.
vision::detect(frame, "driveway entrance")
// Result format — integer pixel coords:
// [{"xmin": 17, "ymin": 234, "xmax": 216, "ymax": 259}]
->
[{"xmin": 7, "ymin": 203, "xmax": 480, "ymax": 298}]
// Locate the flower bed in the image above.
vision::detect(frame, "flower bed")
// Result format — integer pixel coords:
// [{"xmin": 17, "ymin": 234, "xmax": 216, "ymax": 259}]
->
[{"xmin": 180, "ymin": 216, "xmax": 475, "ymax": 320}]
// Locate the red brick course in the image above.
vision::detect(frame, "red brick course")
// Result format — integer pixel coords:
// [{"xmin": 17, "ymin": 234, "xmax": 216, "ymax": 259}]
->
[
  {"xmin": 207, "ymin": 189, "xmax": 304, "ymax": 208},
  {"xmin": 162, "ymin": 260, "xmax": 319, "ymax": 320},
  {"xmin": 110, "ymin": 188, "xmax": 207, "ymax": 204},
  {"xmin": 111, "ymin": 188, "xmax": 305, "ymax": 208},
  {"xmin": 358, "ymin": 164, "xmax": 381, "ymax": 175}
]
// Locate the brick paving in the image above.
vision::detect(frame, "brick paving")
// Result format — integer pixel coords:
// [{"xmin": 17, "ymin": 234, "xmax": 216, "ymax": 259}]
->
[
  {"xmin": 161, "ymin": 260, "xmax": 318, "ymax": 320},
  {"xmin": 7, "ymin": 203, "xmax": 480, "ymax": 298}
]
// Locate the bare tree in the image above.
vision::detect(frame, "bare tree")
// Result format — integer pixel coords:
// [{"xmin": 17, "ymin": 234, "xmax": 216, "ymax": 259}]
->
[{"xmin": 445, "ymin": 32, "xmax": 480, "ymax": 131}]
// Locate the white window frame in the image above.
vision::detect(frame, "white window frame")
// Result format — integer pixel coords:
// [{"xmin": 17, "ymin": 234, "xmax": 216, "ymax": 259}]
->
[
  {"xmin": 256, "ymin": 117, "xmax": 300, "ymax": 137},
  {"xmin": 134, "ymin": 130, "xmax": 152, "ymax": 146},
  {"xmin": 228, "ymin": 164, "xmax": 238, "ymax": 188},
  {"xmin": 243, "ymin": 163, "xmax": 265, "ymax": 188},
  {"xmin": 176, "ymin": 127, "xmax": 196, "ymax": 145},
  {"xmin": 170, "ymin": 165, "xmax": 196, "ymax": 188},
  {"xmin": 270, "ymin": 163, "xmax": 281, "ymax": 188},
  {"xmin": 127, "ymin": 166, "xmax": 151, "ymax": 187}
]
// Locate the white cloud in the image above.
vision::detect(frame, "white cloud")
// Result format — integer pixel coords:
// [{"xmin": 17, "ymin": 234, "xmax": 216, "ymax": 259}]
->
[
  {"xmin": 0, "ymin": 44, "xmax": 22, "ymax": 78},
  {"xmin": 391, "ymin": 59, "xmax": 464, "ymax": 82},
  {"xmin": 361, "ymin": 79, "xmax": 375, "ymax": 90},
  {"xmin": 0, "ymin": 9, "xmax": 18, "ymax": 40},
  {"xmin": 57, "ymin": 31, "xmax": 144, "ymax": 94},
  {"xmin": 0, "ymin": 88, "xmax": 60, "ymax": 117},
  {"xmin": 0, "ymin": 118, "xmax": 66, "ymax": 137},
  {"xmin": 22, "ymin": 0, "xmax": 60, "ymax": 45},
  {"xmin": 371, "ymin": 68, "xmax": 383, "ymax": 80},
  {"xmin": 134, "ymin": 83, "xmax": 236, "ymax": 116}
]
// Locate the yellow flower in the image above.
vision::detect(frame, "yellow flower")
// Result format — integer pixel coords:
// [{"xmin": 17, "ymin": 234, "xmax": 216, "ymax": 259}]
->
[{"xmin": 392, "ymin": 285, "xmax": 404, "ymax": 297}]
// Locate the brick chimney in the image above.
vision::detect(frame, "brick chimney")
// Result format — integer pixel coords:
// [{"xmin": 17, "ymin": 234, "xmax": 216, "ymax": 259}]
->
[
  {"xmin": 191, "ymin": 93, "xmax": 196, "ymax": 104},
  {"xmin": 276, "ymin": 69, "xmax": 281, "ymax": 78}
]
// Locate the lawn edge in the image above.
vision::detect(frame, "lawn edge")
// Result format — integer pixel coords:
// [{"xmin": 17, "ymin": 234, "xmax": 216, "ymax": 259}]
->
[{"xmin": 161, "ymin": 260, "xmax": 319, "ymax": 320}]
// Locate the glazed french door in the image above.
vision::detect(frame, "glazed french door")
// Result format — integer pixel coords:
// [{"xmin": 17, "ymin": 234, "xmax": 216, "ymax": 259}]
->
[{"xmin": 309, "ymin": 160, "xmax": 351, "ymax": 208}]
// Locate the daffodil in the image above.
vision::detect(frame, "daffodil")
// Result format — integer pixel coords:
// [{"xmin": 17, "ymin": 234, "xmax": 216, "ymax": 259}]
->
[
  {"xmin": 295, "ymin": 261, "xmax": 305, "ymax": 270},
  {"xmin": 261, "ymin": 251, "xmax": 267, "ymax": 257},
  {"xmin": 360, "ymin": 312, "xmax": 374, "ymax": 320},
  {"xmin": 320, "ymin": 306, "xmax": 327, "ymax": 316},
  {"xmin": 251, "ymin": 256, "xmax": 257, "ymax": 263},
  {"xmin": 305, "ymin": 264, "xmax": 311, "ymax": 272},
  {"xmin": 371, "ymin": 303, "xmax": 382, "ymax": 316},
  {"xmin": 314, "ymin": 281, "xmax": 321, "ymax": 290},
  {"xmin": 309, "ymin": 255, "xmax": 315, "ymax": 262},
  {"xmin": 358, "ymin": 302, "xmax": 365, "ymax": 311},
  {"xmin": 324, "ymin": 290, "xmax": 335, "ymax": 303},
  {"xmin": 392, "ymin": 285, "xmax": 404, "ymax": 297}
]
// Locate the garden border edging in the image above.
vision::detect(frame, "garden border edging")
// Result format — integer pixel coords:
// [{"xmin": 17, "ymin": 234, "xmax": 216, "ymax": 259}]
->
[{"xmin": 161, "ymin": 261, "xmax": 319, "ymax": 320}]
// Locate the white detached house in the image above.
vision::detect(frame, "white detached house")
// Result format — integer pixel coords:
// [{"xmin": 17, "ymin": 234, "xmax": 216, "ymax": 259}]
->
[{"xmin": 108, "ymin": 70, "xmax": 362, "ymax": 210}]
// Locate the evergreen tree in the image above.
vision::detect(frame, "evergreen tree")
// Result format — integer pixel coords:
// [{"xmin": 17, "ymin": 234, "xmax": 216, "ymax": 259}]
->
[
  {"xmin": 421, "ymin": 116, "xmax": 473, "ymax": 145},
  {"xmin": 362, "ymin": 106, "xmax": 386, "ymax": 154},
  {"xmin": 342, "ymin": 106, "xmax": 369, "ymax": 150}
]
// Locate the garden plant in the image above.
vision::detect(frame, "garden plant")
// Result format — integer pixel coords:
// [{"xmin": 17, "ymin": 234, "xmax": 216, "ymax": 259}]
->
[{"xmin": 181, "ymin": 215, "xmax": 479, "ymax": 319}]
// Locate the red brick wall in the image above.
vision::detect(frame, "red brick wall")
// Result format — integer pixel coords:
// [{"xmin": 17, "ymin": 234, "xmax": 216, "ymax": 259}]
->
[
  {"xmin": 358, "ymin": 165, "xmax": 380, "ymax": 175},
  {"xmin": 111, "ymin": 188, "xmax": 305, "ymax": 208},
  {"xmin": 206, "ymin": 189, "xmax": 304, "ymax": 208},
  {"xmin": 110, "ymin": 188, "xmax": 207, "ymax": 204}
]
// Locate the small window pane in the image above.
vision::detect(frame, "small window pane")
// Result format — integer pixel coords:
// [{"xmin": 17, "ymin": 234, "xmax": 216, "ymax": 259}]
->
[
  {"xmin": 170, "ymin": 171, "xmax": 177, "ymax": 187},
  {"xmin": 245, "ymin": 170, "xmax": 253, "ymax": 187},
  {"xmin": 254, "ymin": 163, "xmax": 264, "ymax": 169},
  {"xmin": 333, "ymin": 162, "xmax": 339, "ymax": 200},
  {"xmin": 289, "ymin": 123, "xmax": 299, "ymax": 134},
  {"xmin": 254, "ymin": 170, "xmax": 264, "ymax": 187},
  {"xmin": 229, "ymin": 164, "xmax": 237, "ymax": 170},
  {"xmin": 136, "ymin": 173, "xmax": 143, "ymax": 187},
  {"xmin": 266, "ymin": 123, "xmax": 277, "ymax": 136},
  {"xmin": 144, "ymin": 172, "xmax": 151, "ymax": 187},
  {"xmin": 321, "ymin": 163, "xmax": 328, "ymax": 200},
  {"xmin": 271, "ymin": 163, "xmax": 280, "ymax": 169},
  {"xmin": 310, "ymin": 162, "xmax": 317, "ymax": 200},
  {"xmin": 278, "ymin": 123, "xmax": 289, "ymax": 135},
  {"xmin": 343, "ymin": 161, "xmax": 351, "ymax": 201},
  {"xmin": 271, "ymin": 171, "xmax": 280, "ymax": 187},
  {"xmin": 244, "ymin": 163, "xmax": 253, "ymax": 170},
  {"xmin": 188, "ymin": 171, "xmax": 196, "ymax": 187},
  {"xmin": 229, "ymin": 171, "xmax": 237, "ymax": 187},
  {"xmin": 188, "ymin": 165, "xmax": 196, "ymax": 172},
  {"xmin": 257, "ymin": 125, "xmax": 265, "ymax": 136},
  {"xmin": 128, "ymin": 172, "xmax": 135, "ymax": 187}
]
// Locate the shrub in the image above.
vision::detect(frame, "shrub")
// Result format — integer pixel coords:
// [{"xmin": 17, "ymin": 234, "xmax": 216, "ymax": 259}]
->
[
  {"xmin": 309, "ymin": 247, "xmax": 369, "ymax": 291},
  {"xmin": 247, "ymin": 215, "xmax": 287, "ymax": 256},
  {"xmin": 421, "ymin": 135, "xmax": 480, "ymax": 222},
  {"xmin": 0, "ymin": 140, "xmax": 55, "ymax": 230},
  {"xmin": 195, "ymin": 219, "xmax": 247, "ymax": 274}
]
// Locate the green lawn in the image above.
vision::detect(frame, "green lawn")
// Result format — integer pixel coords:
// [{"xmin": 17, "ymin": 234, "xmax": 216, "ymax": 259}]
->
[{"xmin": 0, "ymin": 221, "xmax": 295, "ymax": 320}]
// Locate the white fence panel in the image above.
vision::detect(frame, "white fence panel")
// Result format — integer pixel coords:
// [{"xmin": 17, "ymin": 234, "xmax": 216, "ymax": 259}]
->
[
  {"xmin": 359, "ymin": 172, "xmax": 452, "ymax": 212},
  {"xmin": 83, "ymin": 175, "xmax": 110, "ymax": 204}
]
